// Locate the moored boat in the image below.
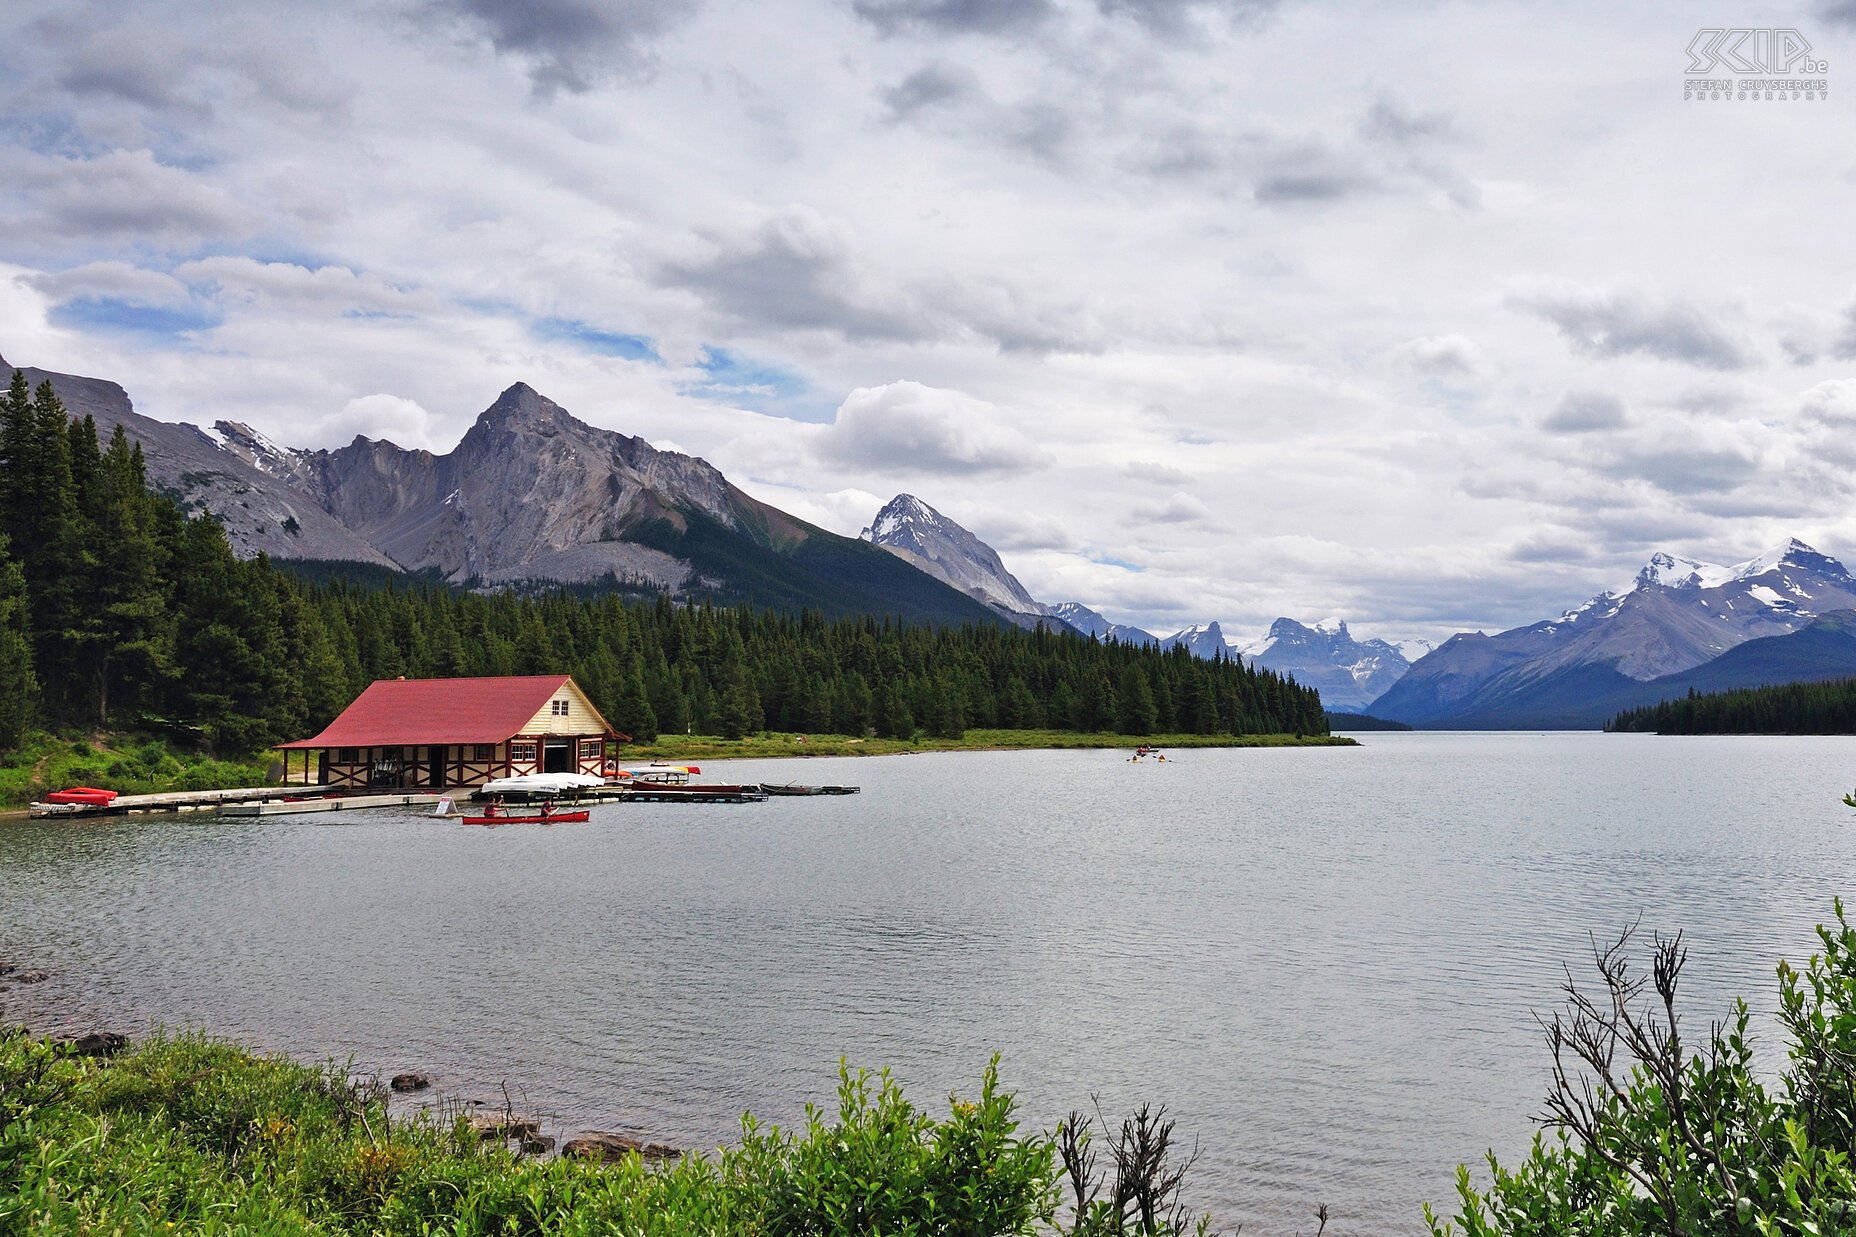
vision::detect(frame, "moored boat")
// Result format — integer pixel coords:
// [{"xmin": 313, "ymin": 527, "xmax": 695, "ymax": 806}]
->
[
  {"xmin": 757, "ymin": 783, "xmax": 861, "ymax": 796},
  {"xmin": 609, "ymin": 763, "xmax": 701, "ymax": 785}
]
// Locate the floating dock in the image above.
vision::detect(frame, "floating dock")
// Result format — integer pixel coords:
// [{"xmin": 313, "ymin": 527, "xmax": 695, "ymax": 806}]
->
[
  {"xmin": 612, "ymin": 788, "xmax": 767, "ymax": 804},
  {"xmin": 220, "ymin": 793, "xmax": 445, "ymax": 817}
]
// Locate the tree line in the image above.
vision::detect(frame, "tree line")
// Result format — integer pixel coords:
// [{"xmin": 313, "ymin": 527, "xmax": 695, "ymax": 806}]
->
[
  {"xmin": 1605, "ymin": 679, "xmax": 1856, "ymax": 734},
  {"xmin": 0, "ymin": 371, "xmax": 1328, "ymax": 756}
]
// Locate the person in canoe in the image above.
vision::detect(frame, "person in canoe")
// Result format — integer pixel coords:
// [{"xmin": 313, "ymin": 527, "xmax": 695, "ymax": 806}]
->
[
  {"xmin": 539, "ymin": 798, "xmax": 555, "ymax": 820},
  {"xmin": 482, "ymin": 796, "xmax": 502, "ymax": 819}
]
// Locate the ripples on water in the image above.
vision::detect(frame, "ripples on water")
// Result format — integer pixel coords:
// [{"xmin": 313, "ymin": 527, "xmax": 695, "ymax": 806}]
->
[{"xmin": 4, "ymin": 732, "xmax": 1856, "ymax": 1234}]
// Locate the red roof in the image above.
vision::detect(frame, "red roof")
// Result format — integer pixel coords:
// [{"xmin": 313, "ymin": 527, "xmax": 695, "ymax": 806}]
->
[{"xmin": 279, "ymin": 675, "xmax": 605, "ymax": 749}]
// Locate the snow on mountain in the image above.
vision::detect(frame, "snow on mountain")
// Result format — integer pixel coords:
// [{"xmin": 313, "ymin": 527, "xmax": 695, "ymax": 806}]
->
[
  {"xmin": 861, "ymin": 494, "xmax": 1059, "ymax": 628},
  {"xmin": 1370, "ymin": 538, "xmax": 1856, "ymax": 727},
  {"xmin": 1050, "ymin": 602, "xmax": 1159, "ymax": 646},
  {"xmin": 1164, "ymin": 621, "xmax": 1234, "ymax": 660},
  {"xmin": 206, "ymin": 419, "xmax": 316, "ymax": 489},
  {"xmin": 1240, "ymin": 617, "xmax": 1419, "ymax": 711}
]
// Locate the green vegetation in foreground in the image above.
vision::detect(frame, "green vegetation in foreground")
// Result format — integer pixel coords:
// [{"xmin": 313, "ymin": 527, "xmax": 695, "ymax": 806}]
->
[
  {"xmin": 1606, "ymin": 676, "xmax": 1856, "ymax": 734},
  {"xmin": 625, "ymin": 729, "xmax": 1355, "ymax": 760},
  {"xmin": 1428, "ymin": 896, "xmax": 1856, "ymax": 1235},
  {"xmin": 0, "ymin": 731, "xmax": 271, "ymax": 809},
  {"xmin": 0, "ymin": 1034, "xmax": 1226, "ymax": 1237}
]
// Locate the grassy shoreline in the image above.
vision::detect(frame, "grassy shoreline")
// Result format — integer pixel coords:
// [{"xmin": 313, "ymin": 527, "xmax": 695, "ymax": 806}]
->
[
  {"xmin": 624, "ymin": 729, "xmax": 1356, "ymax": 761},
  {"xmin": 0, "ymin": 1027, "xmax": 1177, "ymax": 1235}
]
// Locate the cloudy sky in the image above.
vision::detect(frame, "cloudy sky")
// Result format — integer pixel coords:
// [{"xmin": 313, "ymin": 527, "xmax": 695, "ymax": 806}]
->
[{"xmin": 1, "ymin": 0, "xmax": 1852, "ymax": 643}]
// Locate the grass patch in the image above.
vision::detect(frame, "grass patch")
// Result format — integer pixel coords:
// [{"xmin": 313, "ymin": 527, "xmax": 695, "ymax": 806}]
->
[
  {"xmin": 624, "ymin": 729, "xmax": 1357, "ymax": 760},
  {"xmin": 0, "ymin": 1030, "xmax": 1067, "ymax": 1236},
  {"xmin": 0, "ymin": 731, "xmax": 273, "ymax": 809}
]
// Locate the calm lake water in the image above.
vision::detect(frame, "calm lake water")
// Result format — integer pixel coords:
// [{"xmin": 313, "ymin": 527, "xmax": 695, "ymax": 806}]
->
[{"xmin": 4, "ymin": 732, "xmax": 1856, "ymax": 1233}]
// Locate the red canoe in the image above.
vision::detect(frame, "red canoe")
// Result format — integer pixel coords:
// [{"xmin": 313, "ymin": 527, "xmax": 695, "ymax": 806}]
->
[
  {"xmin": 43, "ymin": 787, "xmax": 119, "ymax": 806},
  {"xmin": 460, "ymin": 810, "xmax": 590, "ymax": 826}
]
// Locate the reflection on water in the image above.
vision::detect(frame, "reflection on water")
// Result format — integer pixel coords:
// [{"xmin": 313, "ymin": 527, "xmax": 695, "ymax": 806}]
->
[{"xmin": 4, "ymin": 733, "xmax": 1856, "ymax": 1234}]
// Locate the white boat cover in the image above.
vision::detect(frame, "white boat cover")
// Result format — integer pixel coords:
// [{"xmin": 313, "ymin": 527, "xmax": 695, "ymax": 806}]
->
[{"xmin": 481, "ymin": 773, "xmax": 607, "ymax": 794}]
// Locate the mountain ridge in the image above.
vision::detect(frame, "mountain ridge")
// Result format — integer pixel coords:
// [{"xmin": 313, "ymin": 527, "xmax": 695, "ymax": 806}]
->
[
  {"xmin": 1369, "ymin": 540, "xmax": 1856, "ymax": 727},
  {"xmin": 7, "ymin": 357, "xmax": 1009, "ymax": 626}
]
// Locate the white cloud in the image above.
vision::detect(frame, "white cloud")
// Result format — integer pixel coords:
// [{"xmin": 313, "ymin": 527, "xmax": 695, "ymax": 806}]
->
[
  {"xmin": 821, "ymin": 381, "xmax": 1052, "ymax": 476},
  {"xmin": 0, "ymin": 0, "xmax": 1849, "ymax": 642},
  {"xmin": 322, "ymin": 394, "xmax": 443, "ymax": 449}
]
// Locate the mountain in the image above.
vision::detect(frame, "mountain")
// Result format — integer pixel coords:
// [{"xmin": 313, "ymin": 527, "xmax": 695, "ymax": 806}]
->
[
  {"xmin": 0, "ymin": 352, "xmax": 395, "ymax": 567},
  {"xmin": 1369, "ymin": 540, "xmax": 1856, "ymax": 728},
  {"xmin": 1239, "ymin": 618, "xmax": 1415, "ymax": 711},
  {"xmin": 6, "ymin": 356, "xmax": 1008, "ymax": 626},
  {"xmin": 860, "ymin": 493, "xmax": 1073, "ymax": 630},
  {"xmin": 1165, "ymin": 621, "xmax": 1233, "ymax": 659},
  {"xmin": 1049, "ymin": 602, "xmax": 1159, "ymax": 646}
]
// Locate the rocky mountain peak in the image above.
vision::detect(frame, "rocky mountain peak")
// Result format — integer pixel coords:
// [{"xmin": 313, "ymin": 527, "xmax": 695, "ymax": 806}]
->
[
  {"xmin": 1051, "ymin": 602, "xmax": 1159, "ymax": 646},
  {"xmin": 861, "ymin": 493, "xmax": 1054, "ymax": 625},
  {"xmin": 472, "ymin": 382, "xmax": 578, "ymax": 435},
  {"xmin": 862, "ymin": 494, "xmax": 941, "ymax": 546}
]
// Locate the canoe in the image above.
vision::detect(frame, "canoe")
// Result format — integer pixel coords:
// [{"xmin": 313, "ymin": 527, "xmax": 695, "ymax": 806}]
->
[{"xmin": 460, "ymin": 810, "xmax": 590, "ymax": 826}]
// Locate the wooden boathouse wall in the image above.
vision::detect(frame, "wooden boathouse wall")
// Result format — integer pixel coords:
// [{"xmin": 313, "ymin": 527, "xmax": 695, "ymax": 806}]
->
[{"xmin": 278, "ymin": 675, "xmax": 620, "ymax": 790}]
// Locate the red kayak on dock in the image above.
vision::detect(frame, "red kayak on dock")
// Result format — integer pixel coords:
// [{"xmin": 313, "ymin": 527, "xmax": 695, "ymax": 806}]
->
[{"xmin": 43, "ymin": 787, "xmax": 119, "ymax": 806}]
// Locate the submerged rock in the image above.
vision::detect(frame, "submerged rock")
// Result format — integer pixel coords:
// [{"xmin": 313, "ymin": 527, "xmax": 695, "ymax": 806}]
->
[
  {"xmin": 14, "ymin": 970, "xmax": 47, "ymax": 985},
  {"xmin": 390, "ymin": 1071, "xmax": 431, "ymax": 1092},
  {"xmin": 466, "ymin": 1112, "xmax": 540, "ymax": 1140},
  {"xmin": 57, "ymin": 1031, "xmax": 128, "ymax": 1057},
  {"xmin": 562, "ymin": 1131, "xmax": 682, "ymax": 1163}
]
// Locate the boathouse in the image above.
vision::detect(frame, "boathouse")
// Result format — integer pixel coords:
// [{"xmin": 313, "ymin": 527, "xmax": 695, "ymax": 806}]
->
[{"xmin": 277, "ymin": 675, "xmax": 622, "ymax": 790}]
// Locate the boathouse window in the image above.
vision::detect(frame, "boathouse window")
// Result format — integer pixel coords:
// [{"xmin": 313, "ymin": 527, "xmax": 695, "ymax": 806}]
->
[
  {"xmin": 472, "ymin": 745, "xmax": 494, "ymax": 761},
  {"xmin": 336, "ymin": 748, "xmax": 359, "ymax": 764},
  {"xmin": 510, "ymin": 742, "xmax": 537, "ymax": 762},
  {"xmin": 580, "ymin": 740, "xmax": 603, "ymax": 759},
  {"xmin": 551, "ymin": 700, "xmax": 569, "ymax": 716}
]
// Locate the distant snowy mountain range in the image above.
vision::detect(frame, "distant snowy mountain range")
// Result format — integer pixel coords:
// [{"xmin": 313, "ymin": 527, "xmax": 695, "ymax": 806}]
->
[
  {"xmin": 1368, "ymin": 539, "xmax": 1856, "ymax": 728},
  {"xmin": 859, "ymin": 494, "xmax": 1424, "ymax": 709},
  {"xmin": 860, "ymin": 493, "xmax": 1856, "ymax": 726}
]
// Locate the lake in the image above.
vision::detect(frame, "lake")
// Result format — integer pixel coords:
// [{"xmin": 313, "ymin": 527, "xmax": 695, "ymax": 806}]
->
[{"xmin": 4, "ymin": 732, "xmax": 1855, "ymax": 1234}]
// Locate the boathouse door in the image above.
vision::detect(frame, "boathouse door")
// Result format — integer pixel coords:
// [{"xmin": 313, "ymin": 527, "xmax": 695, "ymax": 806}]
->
[
  {"xmin": 428, "ymin": 747, "xmax": 446, "ymax": 789},
  {"xmin": 543, "ymin": 740, "xmax": 572, "ymax": 773}
]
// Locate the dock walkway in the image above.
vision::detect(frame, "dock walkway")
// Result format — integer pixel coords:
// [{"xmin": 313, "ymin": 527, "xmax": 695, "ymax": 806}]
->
[
  {"xmin": 28, "ymin": 785, "xmax": 337, "ymax": 818},
  {"xmin": 220, "ymin": 793, "xmax": 444, "ymax": 817}
]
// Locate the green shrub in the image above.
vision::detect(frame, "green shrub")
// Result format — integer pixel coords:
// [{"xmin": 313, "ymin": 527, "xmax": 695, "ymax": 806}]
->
[
  {"xmin": 1428, "ymin": 901, "xmax": 1856, "ymax": 1235},
  {"xmin": 728, "ymin": 1058, "xmax": 1055, "ymax": 1235},
  {"xmin": 0, "ymin": 1033, "xmax": 1066, "ymax": 1236}
]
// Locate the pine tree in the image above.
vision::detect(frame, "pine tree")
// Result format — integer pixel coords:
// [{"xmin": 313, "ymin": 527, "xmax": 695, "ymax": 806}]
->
[
  {"xmin": 1117, "ymin": 664, "xmax": 1159, "ymax": 734},
  {"xmin": 80, "ymin": 425, "xmax": 170, "ymax": 725},
  {"xmin": 0, "ymin": 529, "xmax": 38, "ymax": 752}
]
